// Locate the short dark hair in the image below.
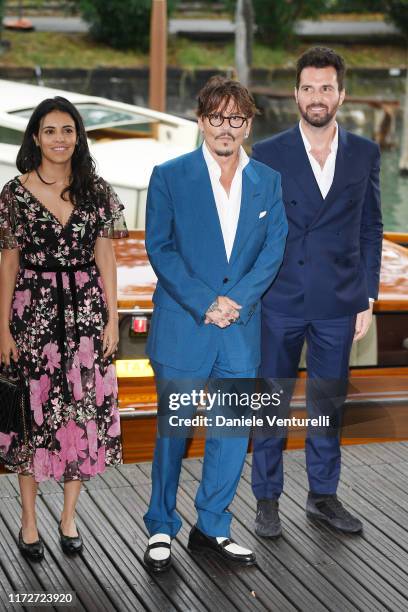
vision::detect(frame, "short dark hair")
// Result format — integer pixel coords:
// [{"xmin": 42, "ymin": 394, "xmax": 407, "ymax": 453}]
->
[
  {"xmin": 296, "ymin": 47, "xmax": 346, "ymax": 91},
  {"xmin": 196, "ymin": 75, "xmax": 258, "ymax": 118}
]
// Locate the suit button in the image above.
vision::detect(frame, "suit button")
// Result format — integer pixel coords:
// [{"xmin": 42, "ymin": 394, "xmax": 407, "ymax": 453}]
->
[
  {"xmin": 223, "ymin": 277, "xmax": 229, "ymax": 284},
  {"xmin": 298, "ymin": 260, "xmax": 304, "ymax": 265},
  {"xmin": 291, "ymin": 200, "xmax": 297, "ymax": 206}
]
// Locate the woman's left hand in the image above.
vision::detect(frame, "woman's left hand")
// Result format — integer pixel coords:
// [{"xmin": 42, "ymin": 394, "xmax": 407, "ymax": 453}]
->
[{"xmin": 102, "ymin": 318, "xmax": 119, "ymax": 358}]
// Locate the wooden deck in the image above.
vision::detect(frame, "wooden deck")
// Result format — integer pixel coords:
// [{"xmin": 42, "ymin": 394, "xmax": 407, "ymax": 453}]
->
[{"xmin": 1, "ymin": 442, "xmax": 408, "ymax": 611}]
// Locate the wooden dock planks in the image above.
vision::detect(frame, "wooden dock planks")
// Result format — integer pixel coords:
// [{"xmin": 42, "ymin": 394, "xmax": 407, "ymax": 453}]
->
[{"xmin": 0, "ymin": 442, "xmax": 407, "ymax": 611}]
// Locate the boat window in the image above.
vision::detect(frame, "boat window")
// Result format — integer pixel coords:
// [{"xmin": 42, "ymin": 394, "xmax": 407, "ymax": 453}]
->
[
  {"xmin": 0, "ymin": 126, "xmax": 23, "ymax": 146},
  {"xmin": 11, "ymin": 103, "xmax": 157, "ymax": 137}
]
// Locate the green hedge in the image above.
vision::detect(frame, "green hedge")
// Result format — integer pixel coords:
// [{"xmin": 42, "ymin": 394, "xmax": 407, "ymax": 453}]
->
[
  {"xmin": 225, "ymin": 0, "xmax": 327, "ymax": 45},
  {"xmin": 79, "ymin": 0, "xmax": 176, "ymax": 52}
]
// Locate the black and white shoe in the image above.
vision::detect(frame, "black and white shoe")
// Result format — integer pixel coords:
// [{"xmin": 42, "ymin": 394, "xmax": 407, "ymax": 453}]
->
[
  {"xmin": 255, "ymin": 499, "xmax": 282, "ymax": 538},
  {"xmin": 306, "ymin": 493, "xmax": 363, "ymax": 534},
  {"xmin": 144, "ymin": 534, "xmax": 172, "ymax": 573},
  {"xmin": 188, "ymin": 525, "xmax": 256, "ymax": 565}
]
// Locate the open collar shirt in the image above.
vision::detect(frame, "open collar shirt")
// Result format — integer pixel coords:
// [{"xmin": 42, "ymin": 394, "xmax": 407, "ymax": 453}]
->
[{"xmin": 202, "ymin": 141, "xmax": 249, "ymax": 261}]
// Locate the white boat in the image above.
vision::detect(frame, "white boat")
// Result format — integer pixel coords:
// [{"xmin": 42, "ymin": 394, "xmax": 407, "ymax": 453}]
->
[{"xmin": 0, "ymin": 79, "xmax": 199, "ymax": 228}]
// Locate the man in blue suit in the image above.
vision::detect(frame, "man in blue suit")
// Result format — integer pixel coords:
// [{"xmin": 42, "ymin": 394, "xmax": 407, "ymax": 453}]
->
[
  {"xmin": 252, "ymin": 47, "xmax": 383, "ymax": 536},
  {"xmin": 142, "ymin": 76, "xmax": 287, "ymax": 572}
]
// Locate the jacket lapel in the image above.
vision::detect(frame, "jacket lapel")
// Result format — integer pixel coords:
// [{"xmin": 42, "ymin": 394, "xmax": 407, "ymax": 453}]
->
[
  {"xmin": 228, "ymin": 161, "xmax": 260, "ymax": 265},
  {"xmin": 309, "ymin": 126, "xmax": 352, "ymax": 227},
  {"xmin": 322, "ymin": 126, "xmax": 351, "ymax": 204},
  {"xmin": 283, "ymin": 125, "xmax": 324, "ymax": 207},
  {"xmin": 189, "ymin": 147, "xmax": 229, "ymax": 265}
]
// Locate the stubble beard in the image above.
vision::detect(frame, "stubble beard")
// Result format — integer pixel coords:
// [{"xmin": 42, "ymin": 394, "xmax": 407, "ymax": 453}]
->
[{"xmin": 299, "ymin": 102, "xmax": 338, "ymax": 128}]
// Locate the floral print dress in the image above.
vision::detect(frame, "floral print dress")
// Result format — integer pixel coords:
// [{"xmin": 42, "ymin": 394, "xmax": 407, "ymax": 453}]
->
[{"xmin": 0, "ymin": 177, "xmax": 128, "ymax": 482}]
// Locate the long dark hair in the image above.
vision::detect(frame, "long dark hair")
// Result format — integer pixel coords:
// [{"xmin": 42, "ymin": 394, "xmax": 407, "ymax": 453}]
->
[{"xmin": 16, "ymin": 96, "xmax": 98, "ymax": 203}]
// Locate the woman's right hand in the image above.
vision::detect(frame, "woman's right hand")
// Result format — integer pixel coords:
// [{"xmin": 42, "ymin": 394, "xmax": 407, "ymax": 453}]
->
[{"xmin": 0, "ymin": 328, "xmax": 19, "ymax": 366}]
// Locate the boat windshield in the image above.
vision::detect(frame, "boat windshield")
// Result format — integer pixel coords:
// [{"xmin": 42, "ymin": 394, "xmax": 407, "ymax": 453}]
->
[{"xmin": 11, "ymin": 103, "xmax": 158, "ymax": 138}]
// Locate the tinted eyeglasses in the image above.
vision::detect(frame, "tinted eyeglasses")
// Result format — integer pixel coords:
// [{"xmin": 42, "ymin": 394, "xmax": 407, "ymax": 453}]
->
[{"xmin": 206, "ymin": 113, "xmax": 248, "ymax": 128}]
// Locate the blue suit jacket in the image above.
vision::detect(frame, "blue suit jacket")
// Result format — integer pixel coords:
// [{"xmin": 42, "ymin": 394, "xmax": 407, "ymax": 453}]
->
[
  {"xmin": 145, "ymin": 146, "xmax": 288, "ymax": 371},
  {"xmin": 252, "ymin": 125, "xmax": 383, "ymax": 319}
]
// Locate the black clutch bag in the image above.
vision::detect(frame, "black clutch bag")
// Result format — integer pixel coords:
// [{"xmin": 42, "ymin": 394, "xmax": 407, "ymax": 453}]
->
[{"xmin": 0, "ymin": 366, "xmax": 32, "ymax": 466}]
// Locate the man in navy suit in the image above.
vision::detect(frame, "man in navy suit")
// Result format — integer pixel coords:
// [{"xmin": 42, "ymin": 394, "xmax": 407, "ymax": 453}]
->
[
  {"xmin": 252, "ymin": 47, "xmax": 382, "ymax": 536},
  {"xmin": 143, "ymin": 76, "xmax": 288, "ymax": 572}
]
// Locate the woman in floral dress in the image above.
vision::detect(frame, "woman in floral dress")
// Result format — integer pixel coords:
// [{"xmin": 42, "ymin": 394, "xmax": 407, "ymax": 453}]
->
[{"xmin": 0, "ymin": 96, "xmax": 128, "ymax": 560}]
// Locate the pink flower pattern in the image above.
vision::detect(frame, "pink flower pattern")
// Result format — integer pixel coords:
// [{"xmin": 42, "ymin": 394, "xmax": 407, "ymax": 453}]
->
[
  {"xmin": 0, "ymin": 177, "xmax": 126, "ymax": 481},
  {"xmin": 66, "ymin": 355, "xmax": 84, "ymax": 401},
  {"xmin": 43, "ymin": 342, "xmax": 61, "ymax": 373},
  {"xmin": 56, "ymin": 419, "xmax": 88, "ymax": 463},
  {"xmin": 107, "ymin": 407, "xmax": 121, "ymax": 438},
  {"xmin": 43, "ymin": 272, "xmax": 57, "ymax": 287},
  {"xmin": 75, "ymin": 271, "xmax": 89, "ymax": 288},
  {"xmin": 30, "ymin": 374, "xmax": 51, "ymax": 426},
  {"xmin": 78, "ymin": 336, "xmax": 95, "ymax": 369},
  {"xmin": 0, "ymin": 432, "xmax": 16, "ymax": 453},
  {"xmin": 86, "ymin": 420, "xmax": 98, "ymax": 460},
  {"xmin": 13, "ymin": 289, "xmax": 31, "ymax": 318},
  {"xmin": 95, "ymin": 365, "xmax": 104, "ymax": 407},
  {"xmin": 33, "ymin": 448, "xmax": 52, "ymax": 482},
  {"xmin": 104, "ymin": 364, "xmax": 118, "ymax": 398}
]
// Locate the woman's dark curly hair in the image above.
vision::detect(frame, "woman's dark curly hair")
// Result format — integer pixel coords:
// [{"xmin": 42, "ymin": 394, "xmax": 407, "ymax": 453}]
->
[{"xmin": 16, "ymin": 96, "xmax": 99, "ymax": 203}]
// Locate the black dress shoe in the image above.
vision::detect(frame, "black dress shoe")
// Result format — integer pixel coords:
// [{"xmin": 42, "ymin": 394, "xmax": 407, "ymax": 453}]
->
[
  {"xmin": 306, "ymin": 493, "xmax": 363, "ymax": 534},
  {"xmin": 188, "ymin": 525, "xmax": 256, "ymax": 565},
  {"xmin": 18, "ymin": 528, "xmax": 44, "ymax": 562},
  {"xmin": 255, "ymin": 499, "xmax": 282, "ymax": 538},
  {"xmin": 58, "ymin": 521, "xmax": 83, "ymax": 554},
  {"xmin": 144, "ymin": 539, "xmax": 172, "ymax": 573}
]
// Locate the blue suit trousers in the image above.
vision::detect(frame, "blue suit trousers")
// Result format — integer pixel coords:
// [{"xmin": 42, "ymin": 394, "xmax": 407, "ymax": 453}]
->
[
  {"xmin": 144, "ymin": 352, "xmax": 257, "ymax": 538},
  {"xmin": 252, "ymin": 310, "xmax": 356, "ymax": 500}
]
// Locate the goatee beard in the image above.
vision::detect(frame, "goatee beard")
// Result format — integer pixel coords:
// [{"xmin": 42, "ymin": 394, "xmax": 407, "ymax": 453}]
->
[{"xmin": 215, "ymin": 149, "xmax": 233, "ymax": 157}]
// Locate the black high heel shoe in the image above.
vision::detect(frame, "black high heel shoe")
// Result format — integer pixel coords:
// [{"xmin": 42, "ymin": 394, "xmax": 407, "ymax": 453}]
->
[
  {"xmin": 18, "ymin": 528, "xmax": 44, "ymax": 561},
  {"xmin": 58, "ymin": 521, "xmax": 83, "ymax": 554}
]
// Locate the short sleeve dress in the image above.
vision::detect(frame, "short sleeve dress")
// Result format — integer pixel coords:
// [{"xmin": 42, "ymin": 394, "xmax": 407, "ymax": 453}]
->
[{"xmin": 0, "ymin": 176, "xmax": 129, "ymax": 482}]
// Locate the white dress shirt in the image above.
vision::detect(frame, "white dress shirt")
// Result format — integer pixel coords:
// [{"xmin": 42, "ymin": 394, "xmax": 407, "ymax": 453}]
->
[
  {"xmin": 299, "ymin": 120, "xmax": 338, "ymax": 199},
  {"xmin": 202, "ymin": 141, "xmax": 249, "ymax": 261}
]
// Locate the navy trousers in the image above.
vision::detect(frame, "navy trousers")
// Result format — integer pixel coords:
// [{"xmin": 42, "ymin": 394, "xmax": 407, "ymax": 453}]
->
[
  {"xmin": 144, "ymin": 353, "xmax": 256, "ymax": 538},
  {"xmin": 252, "ymin": 309, "xmax": 356, "ymax": 500}
]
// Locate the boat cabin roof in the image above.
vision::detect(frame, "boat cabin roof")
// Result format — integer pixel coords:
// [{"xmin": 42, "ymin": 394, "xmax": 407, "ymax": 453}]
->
[{"xmin": 0, "ymin": 79, "xmax": 194, "ymax": 131}]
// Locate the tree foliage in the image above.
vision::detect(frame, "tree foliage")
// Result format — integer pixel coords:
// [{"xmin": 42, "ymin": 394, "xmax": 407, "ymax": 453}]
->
[
  {"xmin": 329, "ymin": 0, "xmax": 407, "ymax": 38},
  {"xmin": 226, "ymin": 0, "xmax": 408, "ymax": 43},
  {"xmin": 0, "ymin": 0, "xmax": 5, "ymax": 45},
  {"xmin": 79, "ymin": 0, "xmax": 176, "ymax": 52},
  {"xmin": 383, "ymin": 0, "xmax": 408, "ymax": 39},
  {"xmin": 328, "ymin": 0, "xmax": 384, "ymax": 11},
  {"xmin": 226, "ymin": 0, "xmax": 327, "ymax": 45}
]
